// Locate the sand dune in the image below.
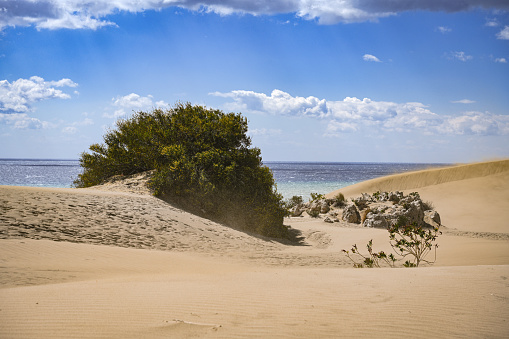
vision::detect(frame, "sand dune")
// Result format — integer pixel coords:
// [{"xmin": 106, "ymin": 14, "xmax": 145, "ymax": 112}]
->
[
  {"xmin": 328, "ymin": 159, "xmax": 509, "ymax": 195},
  {"xmin": 328, "ymin": 159, "xmax": 509, "ymax": 234},
  {"xmin": 1, "ymin": 159, "xmax": 508, "ymax": 338}
]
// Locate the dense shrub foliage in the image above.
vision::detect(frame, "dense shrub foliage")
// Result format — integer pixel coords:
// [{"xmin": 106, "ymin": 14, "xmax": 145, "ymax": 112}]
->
[{"xmin": 74, "ymin": 103, "xmax": 288, "ymax": 238}]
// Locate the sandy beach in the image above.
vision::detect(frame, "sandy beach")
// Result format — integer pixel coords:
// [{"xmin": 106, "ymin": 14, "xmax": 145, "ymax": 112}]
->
[{"xmin": 1, "ymin": 159, "xmax": 508, "ymax": 338}]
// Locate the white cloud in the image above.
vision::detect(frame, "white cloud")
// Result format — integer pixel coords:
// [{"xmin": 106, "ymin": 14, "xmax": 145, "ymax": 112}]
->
[
  {"xmin": 496, "ymin": 26, "xmax": 509, "ymax": 40},
  {"xmin": 495, "ymin": 57, "xmax": 507, "ymax": 63},
  {"xmin": 155, "ymin": 100, "xmax": 170, "ymax": 108},
  {"xmin": 447, "ymin": 51, "xmax": 473, "ymax": 61},
  {"xmin": 485, "ymin": 18, "xmax": 499, "ymax": 27},
  {"xmin": 0, "ymin": 113, "xmax": 48, "ymax": 129},
  {"xmin": 438, "ymin": 112, "xmax": 509, "ymax": 135},
  {"xmin": 113, "ymin": 93, "xmax": 153, "ymax": 109},
  {"xmin": 37, "ymin": 12, "xmax": 117, "ymax": 30},
  {"xmin": 104, "ymin": 93, "xmax": 168, "ymax": 118},
  {"xmin": 0, "ymin": 76, "xmax": 78, "ymax": 113},
  {"xmin": 451, "ymin": 99, "xmax": 476, "ymax": 104},
  {"xmin": 213, "ymin": 89, "xmax": 509, "ymax": 136},
  {"xmin": 103, "ymin": 109, "xmax": 128, "ymax": 119},
  {"xmin": 2, "ymin": 0, "xmax": 509, "ymax": 30},
  {"xmin": 49, "ymin": 78, "xmax": 79, "ymax": 88},
  {"xmin": 437, "ymin": 26, "xmax": 451, "ymax": 33},
  {"xmin": 212, "ymin": 89, "xmax": 328, "ymax": 117},
  {"xmin": 363, "ymin": 54, "xmax": 381, "ymax": 62}
]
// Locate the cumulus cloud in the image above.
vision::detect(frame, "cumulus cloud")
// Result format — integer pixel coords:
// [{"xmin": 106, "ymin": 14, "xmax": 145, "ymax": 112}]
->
[
  {"xmin": 212, "ymin": 89, "xmax": 509, "ymax": 136},
  {"xmin": 113, "ymin": 93, "xmax": 153, "ymax": 109},
  {"xmin": 212, "ymin": 89, "xmax": 329, "ymax": 117},
  {"xmin": 0, "ymin": 113, "xmax": 48, "ymax": 129},
  {"xmin": 105, "ymin": 93, "xmax": 167, "ymax": 118},
  {"xmin": 438, "ymin": 112, "xmax": 509, "ymax": 135},
  {"xmin": 363, "ymin": 54, "xmax": 381, "ymax": 62},
  {"xmin": 0, "ymin": 76, "xmax": 78, "ymax": 113},
  {"xmin": 495, "ymin": 57, "xmax": 507, "ymax": 63},
  {"xmin": 497, "ymin": 26, "xmax": 509, "ymax": 40},
  {"xmin": 1, "ymin": 0, "xmax": 508, "ymax": 30}
]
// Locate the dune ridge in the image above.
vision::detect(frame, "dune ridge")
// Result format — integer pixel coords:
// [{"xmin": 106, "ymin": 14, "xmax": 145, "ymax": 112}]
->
[{"xmin": 328, "ymin": 159, "xmax": 509, "ymax": 197}]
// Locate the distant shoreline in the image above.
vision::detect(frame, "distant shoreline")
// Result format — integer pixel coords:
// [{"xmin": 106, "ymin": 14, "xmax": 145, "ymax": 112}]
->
[
  {"xmin": 1, "ymin": 157, "xmax": 453, "ymax": 164},
  {"xmin": 0, "ymin": 159, "xmax": 453, "ymax": 198}
]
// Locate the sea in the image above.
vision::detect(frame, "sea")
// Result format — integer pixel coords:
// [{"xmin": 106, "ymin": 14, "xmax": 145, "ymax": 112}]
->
[{"xmin": 0, "ymin": 159, "xmax": 448, "ymax": 200}]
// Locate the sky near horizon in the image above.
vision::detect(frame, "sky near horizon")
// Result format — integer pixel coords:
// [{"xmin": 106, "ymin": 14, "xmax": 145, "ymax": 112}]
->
[{"xmin": 1, "ymin": 1, "xmax": 508, "ymax": 163}]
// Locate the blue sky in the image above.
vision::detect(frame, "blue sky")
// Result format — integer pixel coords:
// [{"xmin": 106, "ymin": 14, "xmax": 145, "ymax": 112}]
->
[{"xmin": 1, "ymin": 1, "xmax": 508, "ymax": 163}]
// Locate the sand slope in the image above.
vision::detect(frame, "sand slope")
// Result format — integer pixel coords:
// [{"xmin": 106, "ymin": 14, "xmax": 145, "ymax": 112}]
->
[
  {"xmin": 0, "ymin": 185, "xmax": 282, "ymax": 256},
  {"xmin": 328, "ymin": 159, "xmax": 509, "ymax": 234},
  {"xmin": 329, "ymin": 159, "xmax": 509, "ymax": 194},
  {"xmin": 1, "ymin": 159, "xmax": 509, "ymax": 338}
]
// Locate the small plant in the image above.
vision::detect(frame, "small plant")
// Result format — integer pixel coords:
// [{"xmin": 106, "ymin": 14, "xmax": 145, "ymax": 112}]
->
[
  {"xmin": 388, "ymin": 222, "xmax": 441, "ymax": 267},
  {"xmin": 372, "ymin": 191, "xmax": 381, "ymax": 200},
  {"xmin": 310, "ymin": 193, "xmax": 324, "ymax": 202},
  {"xmin": 342, "ymin": 222, "xmax": 441, "ymax": 268},
  {"xmin": 333, "ymin": 192, "xmax": 346, "ymax": 207},
  {"xmin": 343, "ymin": 240, "xmax": 396, "ymax": 268}
]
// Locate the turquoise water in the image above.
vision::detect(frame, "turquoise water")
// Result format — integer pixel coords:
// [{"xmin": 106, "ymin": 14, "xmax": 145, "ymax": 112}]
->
[
  {"xmin": 265, "ymin": 162, "xmax": 447, "ymax": 199},
  {"xmin": 0, "ymin": 159, "xmax": 448, "ymax": 199}
]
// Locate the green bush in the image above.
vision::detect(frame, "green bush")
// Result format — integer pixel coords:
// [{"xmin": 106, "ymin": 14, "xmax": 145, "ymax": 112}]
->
[
  {"xmin": 310, "ymin": 193, "xmax": 324, "ymax": 202},
  {"xmin": 74, "ymin": 103, "xmax": 288, "ymax": 238}
]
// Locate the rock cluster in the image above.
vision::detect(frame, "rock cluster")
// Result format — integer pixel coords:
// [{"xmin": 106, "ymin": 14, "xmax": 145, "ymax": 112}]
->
[
  {"xmin": 350, "ymin": 191, "xmax": 441, "ymax": 228},
  {"xmin": 288, "ymin": 191, "xmax": 440, "ymax": 229}
]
